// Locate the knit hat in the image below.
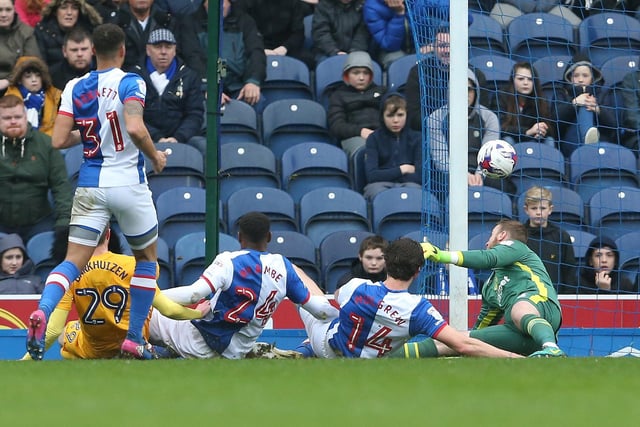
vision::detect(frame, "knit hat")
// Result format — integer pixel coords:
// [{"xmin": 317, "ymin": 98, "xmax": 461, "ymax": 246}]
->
[
  {"xmin": 148, "ymin": 28, "xmax": 177, "ymax": 45},
  {"xmin": 563, "ymin": 53, "xmax": 603, "ymax": 85},
  {"xmin": 343, "ymin": 51, "xmax": 374, "ymax": 74}
]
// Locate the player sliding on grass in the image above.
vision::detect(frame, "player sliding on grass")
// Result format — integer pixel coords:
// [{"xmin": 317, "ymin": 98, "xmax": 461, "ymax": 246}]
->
[
  {"xmin": 296, "ymin": 237, "xmax": 522, "ymax": 359},
  {"xmin": 27, "ymin": 23, "xmax": 169, "ymax": 360},
  {"xmin": 391, "ymin": 219, "xmax": 566, "ymax": 359}
]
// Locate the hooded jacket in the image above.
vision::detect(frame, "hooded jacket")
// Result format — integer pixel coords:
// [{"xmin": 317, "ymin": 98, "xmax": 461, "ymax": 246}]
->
[
  {"xmin": 363, "ymin": 0, "xmax": 414, "ymax": 54},
  {"xmin": 0, "ymin": 13, "xmax": 41, "ymax": 80},
  {"xmin": 0, "ymin": 125, "xmax": 72, "ymax": 229},
  {"xmin": 5, "ymin": 56, "xmax": 62, "ymax": 136},
  {"xmin": 428, "ymin": 69, "xmax": 499, "ymax": 173},
  {"xmin": 0, "ymin": 233, "xmax": 43, "ymax": 295},
  {"xmin": 578, "ymin": 236, "xmax": 637, "ymax": 294}
]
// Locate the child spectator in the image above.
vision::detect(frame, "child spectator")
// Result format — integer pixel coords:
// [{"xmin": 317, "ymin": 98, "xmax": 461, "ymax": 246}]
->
[
  {"xmin": 5, "ymin": 56, "xmax": 61, "ymax": 136},
  {"xmin": 0, "ymin": 0, "xmax": 41, "ymax": 94},
  {"xmin": 578, "ymin": 236, "xmax": 637, "ymax": 294},
  {"xmin": 554, "ymin": 53, "xmax": 617, "ymax": 157},
  {"xmin": 521, "ymin": 186, "xmax": 578, "ymax": 294},
  {"xmin": 328, "ymin": 50, "xmax": 386, "ymax": 156},
  {"xmin": 335, "ymin": 234, "xmax": 388, "ymax": 289},
  {"xmin": 0, "ymin": 233, "xmax": 43, "ymax": 294},
  {"xmin": 428, "ymin": 68, "xmax": 507, "ymax": 191},
  {"xmin": 493, "ymin": 61, "xmax": 557, "ymax": 148},
  {"xmin": 311, "ymin": 0, "xmax": 371, "ymax": 64},
  {"xmin": 363, "ymin": 92, "xmax": 421, "ymax": 199}
]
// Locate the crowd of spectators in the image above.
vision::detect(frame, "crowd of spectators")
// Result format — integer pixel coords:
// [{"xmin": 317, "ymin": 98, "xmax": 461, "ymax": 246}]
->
[{"xmin": 0, "ymin": 0, "xmax": 639, "ymax": 295}]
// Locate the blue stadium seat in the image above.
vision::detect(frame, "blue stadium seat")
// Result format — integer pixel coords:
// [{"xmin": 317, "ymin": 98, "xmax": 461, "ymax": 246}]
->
[
  {"xmin": 156, "ymin": 187, "xmax": 206, "ymax": 249},
  {"xmin": 507, "ymin": 13, "xmax": 576, "ymax": 63},
  {"xmin": 173, "ymin": 232, "xmax": 240, "ymax": 285},
  {"xmin": 403, "ymin": 230, "xmax": 448, "ymax": 249},
  {"xmin": 578, "ymin": 12, "xmax": 640, "ymax": 67},
  {"xmin": 156, "ymin": 237, "xmax": 173, "ymax": 290},
  {"xmin": 146, "ymin": 142, "xmax": 205, "ymax": 203},
  {"xmin": 219, "ymin": 142, "xmax": 280, "ymax": 203},
  {"xmin": 599, "ymin": 54, "xmax": 640, "ymax": 89},
  {"xmin": 532, "ymin": 55, "xmax": 571, "ymax": 100},
  {"xmin": 569, "ymin": 142, "xmax": 639, "ymax": 203},
  {"xmin": 261, "ymin": 55, "xmax": 313, "ymax": 111},
  {"xmin": 468, "ymin": 187, "xmax": 513, "ymax": 238},
  {"xmin": 615, "ymin": 231, "xmax": 640, "ymax": 287},
  {"xmin": 372, "ymin": 187, "xmax": 441, "ymax": 241},
  {"xmin": 280, "ymin": 142, "xmax": 351, "ymax": 202},
  {"xmin": 64, "ymin": 144, "xmax": 83, "ymax": 192},
  {"xmin": 261, "ymin": 99, "xmax": 332, "ymax": 157},
  {"xmin": 386, "ymin": 54, "xmax": 417, "ymax": 93},
  {"xmin": 226, "ymin": 187, "xmax": 298, "ymax": 235},
  {"xmin": 319, "ymin": 230, "xmax": 375, "ymax": 293},
  {"xmin": 266, "ymin": 230, "xmax": 320, "ymax": 285},
  {"xmin": 299, "ymin": 187, "xmax": 371, "ymax": 247},
  {"xmin": 588, "ymin": 186, "xmax": 640, "ymax": 240},
  {"xmin": 516, "ymin": 186, "xmax": 585, "ymax": 232},
  {"xmin": 468, "ymin": 12, "xmax": 507, "ymax": 58},
  {"xmin": 314, "ymin": 55, "xmax": 383, "ymax": 110},
  {"xmin": 350, "ymin": 145, "xmax": 367, "ymax": 193},
  {"xmin": 219, "ymin": 100, "xmax": 260, "ymax": 144},
  {"xmin": 469, "ymin": 54, "xmax": 516, "ymax": 105},
  {"xmin": 510, "ymin": 142, "xmax": 567, "ymax": 195},
  {"xmin": 26, "ymin": 231, "xmax": 55, "ymax": 283},
  {"xmin": 567, "ymin": 229, "xmax": 596, "ymax": 264}
]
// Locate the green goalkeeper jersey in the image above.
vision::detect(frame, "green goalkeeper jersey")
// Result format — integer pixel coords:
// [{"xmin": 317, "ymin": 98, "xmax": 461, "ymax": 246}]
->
[{"xmin": 454, "ymin": 239, "xmax": 561, "ymax": 329}]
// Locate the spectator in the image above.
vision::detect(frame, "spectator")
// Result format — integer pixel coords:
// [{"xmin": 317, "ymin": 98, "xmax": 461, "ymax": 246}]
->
[
  {"xmin": 4, "ymin": 56, "xmax": 61, "ymax": 136},
  {"xmin": 492, "ymin": 61, "xmax": 557, "ymax": 148},
  {"xmin": 335, "ymin": 234, "xmax": 388, "ymax": 289},
  {"xmin": 618, "ymin": 67, "xmax": 640, "ymax": 152},
  {"xmin": 521, "ymin": 186, "xmax": 578, "ymax": 294},
  {"xmin": 86, "ymin": 0, "xmax": 121, "ymax": 24},
  {"xmin": 15, "ymin": 0, "xmax": 50, "ymax": 28},
  {"xmin": 363, "ymin": 0, "xmax": 415, "ymax": 68},
  {"xmin": 131, "ymin": 28, "xmax": 205, "ymax": 155},
  {"xmin": 116, "ymin": 0, "xmax": 206, "ymax": 78},
  {"xmin": 155, "ymin": 0, "xmax": 202, "ymax": 16},
  {"xmin": 578, "ymin": 236, "xmax": 637, "ymax": 294},
  {"xmin": 50, "ymin": 27, "xmax": 94, "ymax": 90},
  {"xmin": 311, "ymin": 0, "xmax": 371, "ymax": 64},
  {"xmin": 405, "ymin": 26, "xmax": 450, "ymax": 131},
  {"xmin": 328, "ymin": 50, "xmax": 386, "ymax": 156},
  {"xmin": 219, "ymin": 0, "xmax": 266, "ymax": 109},
  {"xmin": 0, "ymin": 0, "xmax": 41, "ymax": 95},
  {"xmin": 34, "ymin": 0, "xmax": 102, "ymax": 71},
  {"xmin": 0, "ymin": 233, "xmax": 43, "ymax": 294},
  {"xmin": 239, "ymin": 0, "xmax": 314, "ymax": 68},
  {"xmin": 0, "ymin": 95, "xmax": 72, "ymax": 248},
  {"xmin": 363, "ymin": 92, "xmax": 421, "ymax": 199},
  {"xmin": 428, "ymin": 68, "xmax": 506, "ymax": 191},
  {"xmin": 554, "ymin": 53, "xmax": 617, "ymax": 157}
]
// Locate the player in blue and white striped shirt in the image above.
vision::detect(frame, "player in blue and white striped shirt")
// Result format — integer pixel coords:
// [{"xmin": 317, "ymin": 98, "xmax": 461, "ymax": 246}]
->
[{"xmin": 27, "ymin": 24, "xmax": 168, "ymax": 361}]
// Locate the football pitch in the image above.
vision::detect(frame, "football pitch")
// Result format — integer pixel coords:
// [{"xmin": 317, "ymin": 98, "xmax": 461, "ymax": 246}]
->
[{"xmin": 3, "ymin": 357, "xmax": 638, "ymax": 426}]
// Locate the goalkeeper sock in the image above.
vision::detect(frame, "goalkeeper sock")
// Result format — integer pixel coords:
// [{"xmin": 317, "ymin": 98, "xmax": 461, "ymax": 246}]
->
[
  {"xmin": 521, "ymin": 314, "xmax": 557, "ymax": 348},
  {"xmin": 388, "ymin": 338, "xmax": 439, "ymax": 358}
]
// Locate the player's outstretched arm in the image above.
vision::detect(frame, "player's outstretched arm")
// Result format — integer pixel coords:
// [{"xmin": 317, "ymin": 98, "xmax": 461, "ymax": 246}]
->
[
  {"xmin": 435, "ymin": 325, "xmax": 523, "ymax": 358},
  {"xmin": 153, "ymin": 290, "xmax": 205, "ymax": 320},
  {"xmin": 123, "ymin": 100, "xmax": 167, "ymax": 173}
]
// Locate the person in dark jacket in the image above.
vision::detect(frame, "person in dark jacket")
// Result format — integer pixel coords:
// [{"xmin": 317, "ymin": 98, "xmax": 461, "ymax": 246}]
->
[
  {"xmin": 334, "ymin": 234, "xmax": 388, "ymax": 290},
  {"xmin": 132, "ymin": 28, "xmax": 205, "ymax": 154},
  {"xmin": 50, "ymin": 27, "xmax": 94, "ymax": 90},
  {"xmin": 311, "ymin": 0, "xmax": 370, "ymax": 64},
  {"xmin": 0, "ymin": 233, "xmax": 42, "ymax": 294},
  {"xmin": 34, "ymin": 0, "xmax": 102, "ymax": 71},
  {"xmin": 521, "ymin": 186, "xmax": 577, "ymax": 294},
  {"xmin": 363, "ymin": 0, "xmax": 415, "ymax": 68},
  {"xmin": 328, "ymin": 50, "xmax": 386, "ymax": 156},
  {"xmin": 0, "ymin": 95, "xmax": 72, "ymax": 246},
  {"xmin": 363, "ymin": 92, "xmax": 421, "ymax": 199},
  {"xmin": 577, "ymin": 236, "xmax": 637, "ymax": 294}
]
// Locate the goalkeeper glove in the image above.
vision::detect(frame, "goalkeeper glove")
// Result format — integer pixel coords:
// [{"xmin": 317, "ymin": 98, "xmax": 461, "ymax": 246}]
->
[{"xmin": 420, "ymin": 242, "xmax": 452, "ymax": 264}]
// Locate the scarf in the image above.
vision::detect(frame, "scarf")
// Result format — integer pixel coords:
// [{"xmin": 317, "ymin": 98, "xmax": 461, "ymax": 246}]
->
[
  {"xmin": 18, "ymin": 84, "xmax": 45, "ymax": 130},
  {"xmin": 146, "ymin": 57, "xmax": 178, "ymax": 96}
]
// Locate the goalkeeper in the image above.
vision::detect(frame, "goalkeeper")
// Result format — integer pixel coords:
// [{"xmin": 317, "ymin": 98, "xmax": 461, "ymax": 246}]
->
[{"xmin": 392, "ymin": 219, "xmax": 565, "ymax": 358}]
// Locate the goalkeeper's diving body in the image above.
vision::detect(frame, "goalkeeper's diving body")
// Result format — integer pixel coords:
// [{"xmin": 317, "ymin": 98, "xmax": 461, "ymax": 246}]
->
[{"xmin": 392, "ymin": 219, "xmax": 566, "ymax": 358}]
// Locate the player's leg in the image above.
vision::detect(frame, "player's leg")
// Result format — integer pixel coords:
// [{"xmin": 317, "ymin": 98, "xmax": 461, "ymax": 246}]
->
[
  {"xmin": 508, "ymin": 298, "xmax": 565, "ymax": 357},
  {"xmin": 27, "ymin": 189, "xmax": 107, "ymax": 360},
  {"xmin": 110, "ymin": 184, "xmax": 160, "ymax": 359},
  {"xmin": 149, "ymin": 310, "xmax": 217, "ymax": 358},
  {"xmin": 298, "ymin": 309, "xmax": 339, "ymax": 358}
]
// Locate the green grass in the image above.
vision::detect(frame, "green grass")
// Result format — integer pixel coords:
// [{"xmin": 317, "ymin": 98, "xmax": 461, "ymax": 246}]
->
[{"xmin": 3, "ymin": 358, "xmax": 639, "ymax": 426}]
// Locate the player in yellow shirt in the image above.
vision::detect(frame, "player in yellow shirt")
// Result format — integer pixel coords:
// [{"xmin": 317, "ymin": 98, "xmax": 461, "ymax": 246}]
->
[{"xmin": 23, "ymin": 227, "xmax": 207, "ymax": 360}]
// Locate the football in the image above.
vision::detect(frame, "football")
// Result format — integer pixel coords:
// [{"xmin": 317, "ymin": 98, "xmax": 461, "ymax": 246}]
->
[{"xmin": 477, "ymin": 139, "xmax": 518, "ymax": 179}]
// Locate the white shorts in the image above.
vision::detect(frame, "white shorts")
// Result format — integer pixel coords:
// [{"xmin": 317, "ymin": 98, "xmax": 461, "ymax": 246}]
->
[
  {"xmin": 299, "ymin": 309, "xmax": 339, "ymax": 359},
  {"xmin": 149, "ymin": 310, "xmax": 217, "ymax": 359},
  {"xmin": 70, "ymin": 184, "xmax": 158, "ymax": 249}
]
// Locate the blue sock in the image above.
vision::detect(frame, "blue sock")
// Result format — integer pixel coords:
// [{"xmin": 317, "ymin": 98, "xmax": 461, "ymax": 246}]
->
[
  {"xmin": 127, "ymin": 261, "xmax": 157, "ymax": 343},
  {"xmin": 39, "ymin": 261, "xmax": 81, "ymax": 319},
  {"xmin": 295, "ymin": 341, "xmax": 315, "ymax": 358}
]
